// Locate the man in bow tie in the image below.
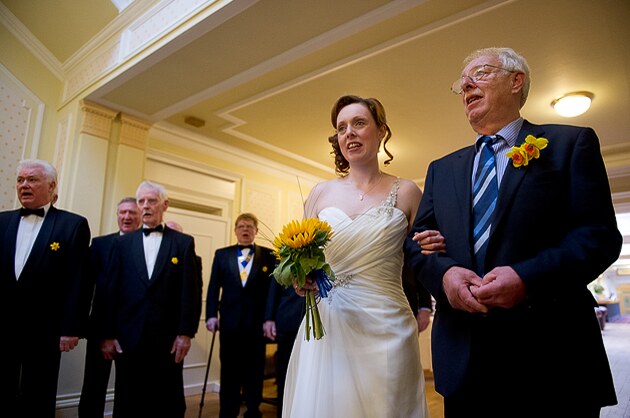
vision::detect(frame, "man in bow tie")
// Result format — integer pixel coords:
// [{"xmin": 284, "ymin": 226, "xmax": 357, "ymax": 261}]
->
[
  {"xmin": 0, "ymin": 159, "xmax": 91, "ymax": 418},
  {"xmin": 100, "ymin": 181, "xmax": 201, "ymax": 417},
  {"xmin": 79, "ymin": 196, "xmax": 140, "ymax": 418},
  {"xmin": 206, "ymin": 213, "xmax": 276, "ymax": 418}
]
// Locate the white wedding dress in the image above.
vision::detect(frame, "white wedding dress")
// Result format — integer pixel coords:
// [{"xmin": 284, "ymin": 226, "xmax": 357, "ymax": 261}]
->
[{"xmin": 283, "ymin": 180, "xmax": 429, "ymax": 418}]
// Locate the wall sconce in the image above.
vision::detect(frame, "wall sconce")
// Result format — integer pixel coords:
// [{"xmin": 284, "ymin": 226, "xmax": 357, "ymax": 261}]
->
[{"xmin": 551, "ymin": 91, "xmax": 594, "ymax": 117}]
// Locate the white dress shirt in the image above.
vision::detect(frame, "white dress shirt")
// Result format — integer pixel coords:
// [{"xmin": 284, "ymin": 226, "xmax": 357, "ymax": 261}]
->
[
  {"xmin": 143, "ymin": 225, "xmax": 163, "ymax": 278},
  {"xmin": 15, "ymin": 203, "xmax": 51, "ymax": 279}
]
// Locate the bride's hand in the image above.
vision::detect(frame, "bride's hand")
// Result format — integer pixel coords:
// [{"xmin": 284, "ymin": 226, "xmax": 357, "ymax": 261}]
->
[
  {"xmin": 293, "ymin": 275, "xmax": 319, "ymax": 297},
  {"xmin": 413, "ymin": 230, "xmax": 446, "ymax": 255}
]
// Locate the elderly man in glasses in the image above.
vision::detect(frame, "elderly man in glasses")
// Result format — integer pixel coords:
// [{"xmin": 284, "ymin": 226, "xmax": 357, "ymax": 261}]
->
[{"xmin": 404, "ymin": 47, "xmax": 620, "ymax": 418}]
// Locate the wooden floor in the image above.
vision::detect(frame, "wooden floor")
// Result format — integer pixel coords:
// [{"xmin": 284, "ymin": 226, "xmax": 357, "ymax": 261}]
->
[
  {"xmin": 184, "ymin": 320, "xmax": 630, "ymax": 418},
  {"xmin": 185, "ymin": 376, "xmax": 443, "ymax": 418}
]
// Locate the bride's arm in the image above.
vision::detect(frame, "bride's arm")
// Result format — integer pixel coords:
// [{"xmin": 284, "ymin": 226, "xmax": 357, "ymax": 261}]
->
[
  {"xmin": 397, "ymin": 178, "xmax": 422, "ymax": 228},
  {"xmin": 303, "ymin": 182, "xmax": 326, "ymax": 219},
  {"xmin": 399, "ymin": 178, "xmax": 445, "ymax": 254}
]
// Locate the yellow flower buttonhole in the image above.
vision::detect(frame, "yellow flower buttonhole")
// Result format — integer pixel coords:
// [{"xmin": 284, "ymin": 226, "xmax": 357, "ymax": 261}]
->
[{"xmin": 506, "ymin": 135, "xmax": 548, "ymax": 168}]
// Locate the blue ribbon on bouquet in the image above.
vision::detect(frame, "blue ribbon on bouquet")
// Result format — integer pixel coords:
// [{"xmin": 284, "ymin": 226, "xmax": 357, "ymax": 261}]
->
[{"xmin": 314, "ymin": 269, "xmax": 333, "ymax": 298}]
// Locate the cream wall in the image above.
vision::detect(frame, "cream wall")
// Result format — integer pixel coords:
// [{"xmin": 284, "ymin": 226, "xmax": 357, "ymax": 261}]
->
[
  {"xmin": 0, "ymin": 24, "xmax": 62, "ymax": 162},
  {"xmin": 1, "ymin": 30, "xmax": 327, "ymax": 408},
  {"xmin": 2, "ymin": 15, "xmax": 432, "ymax": 414},
  {"xmin": 148, "ymin": 123, "xmax": 322, "ymax": 240}
]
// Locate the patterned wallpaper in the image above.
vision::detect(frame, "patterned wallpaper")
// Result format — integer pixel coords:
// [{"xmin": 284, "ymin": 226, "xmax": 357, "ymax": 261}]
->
[
  {"xmin": 244, "ymin": 182, "xmax": 280, "ymax": 247},
  {"xmin": 0, "ymin": 65, "xmax": 44, "ymax": 211}
]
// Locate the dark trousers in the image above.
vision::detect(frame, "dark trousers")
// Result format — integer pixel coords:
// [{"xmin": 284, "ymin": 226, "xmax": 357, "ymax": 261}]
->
[
  {"xmin": 112, "ymin": 341, "xmax": 185, "ymax": 418},
  {"xmin": 445, "ymin": 395, "xmax": 601, "ymax": 418},
  {"xmin": 274, "ymin": 331, "xmax": 298, "ymax": 418},
  {"xmin": 79, "ymin": 337, "xmax": 113, "ymax": 417},
  {"xmin": 444, "ymin": 318, "xmax": 606, "ymax": 418},
  {"xmin": 0, "ymin": 336, "xmax": 61, "ymax": 418},
  {"xmin": 219, "ymin": 329, "xmax": 266, "ymax": 418}
]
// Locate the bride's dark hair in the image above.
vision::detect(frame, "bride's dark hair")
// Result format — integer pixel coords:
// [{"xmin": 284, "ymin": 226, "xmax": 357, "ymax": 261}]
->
[{"xmin": 328, "ymin": 95, "xmax": 393, "ymax": 176}]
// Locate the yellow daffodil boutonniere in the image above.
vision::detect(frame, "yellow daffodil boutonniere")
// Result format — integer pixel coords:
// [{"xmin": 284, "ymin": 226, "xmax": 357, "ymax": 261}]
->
[
  {"xmin": 506, "ymin": 135, "xmax": 549, "ymax": 168},
  {"xmin": 171, "ymin": 257, "xmax": 178, "ymax": 265},
  {"xmin": 50, "ymin": 242, "xmax": 60, "ymax": 251},
  {"xmin": 272, "ymin": 218, "xmax": 335, "ymax": 341}
]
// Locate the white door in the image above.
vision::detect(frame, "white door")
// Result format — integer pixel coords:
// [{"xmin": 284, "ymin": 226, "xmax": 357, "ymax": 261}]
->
[{"xmin": 166, "ymin": 207, "xmax": 231, "ymax": 396}]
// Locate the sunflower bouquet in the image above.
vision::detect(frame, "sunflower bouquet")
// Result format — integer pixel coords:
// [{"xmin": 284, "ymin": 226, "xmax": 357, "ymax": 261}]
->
[{"xmin": 272, "ymin": 218, "xmax": 335, "ymax": 340}]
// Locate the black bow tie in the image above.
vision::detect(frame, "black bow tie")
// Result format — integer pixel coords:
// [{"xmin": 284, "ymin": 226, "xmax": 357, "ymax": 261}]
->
[
  {"xmin": 239, "ymin": 244, "xmax": 254, "ymax": 251},
  {"xmin": 20, "ymin": 207, "xmax": 45, "ymax": 217},
  {"xmin": 143, "ymin": 224, "xmax": 164, "ymax": 236}
]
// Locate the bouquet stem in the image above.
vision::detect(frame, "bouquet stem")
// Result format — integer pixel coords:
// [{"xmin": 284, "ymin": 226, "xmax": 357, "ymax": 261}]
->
[{"xmin": 305, "ymin": 290, "xmax": 325, "ymax": 341}]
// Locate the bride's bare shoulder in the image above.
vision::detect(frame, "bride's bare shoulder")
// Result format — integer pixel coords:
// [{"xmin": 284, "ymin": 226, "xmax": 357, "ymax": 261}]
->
[
  {"xmin": 395, "ymin": 178, "xmax": 423, "ymax": 213},
  {"xmin": 397, "ymin": 178, "xmax": 422, "ymax": 195}
]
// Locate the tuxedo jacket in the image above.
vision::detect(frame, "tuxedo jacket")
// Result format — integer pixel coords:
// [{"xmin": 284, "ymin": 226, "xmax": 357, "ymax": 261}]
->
[
  {"xmin": 85, "ymin": 232, "xmax": 118, "ymax": 340},
  {"xmin": 0, "ymin": 206, "xmax": 91, "ymax": 340},
  {"xmin": 264, "ymin": 278, "xmax": 304, "ymax": 334},
  {"xmin": 404, "ymin": 120, "xmax": 621, "ymax": 405},
  {"xmin": 206, "ymin": 244, "xmax": 276, "ymax": 332},
  {"xmin": 402, "ymin": 260, "xmax": 432, "ymax": 314},
  {"xmin": 104, "ymin": 227, "xmax": 201, "ymax": 352}
]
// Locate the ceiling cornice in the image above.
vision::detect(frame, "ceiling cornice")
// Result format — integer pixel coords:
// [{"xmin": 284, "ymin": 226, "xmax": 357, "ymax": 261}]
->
[{"xmin": 0, "ymin": 2, "xmax": 63, "ymax": 80}]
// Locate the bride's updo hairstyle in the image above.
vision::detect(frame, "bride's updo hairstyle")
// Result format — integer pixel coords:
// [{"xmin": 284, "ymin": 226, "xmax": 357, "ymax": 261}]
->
[{"xmin": 328, "ymin": 95, "xmax": 393, "ymax": 176}]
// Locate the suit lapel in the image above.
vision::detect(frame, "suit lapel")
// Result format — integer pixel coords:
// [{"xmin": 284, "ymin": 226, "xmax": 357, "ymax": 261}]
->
[
  {"xmin": 2, "ymin": 210, "xmax": 21, "ymax": 280},
  {"xmin": 491, "ymin": 120, "xmax": 545, "ymax": 235},
  {"xmin": 151, "ymin": 230, "xmax": 173, "ymax": 281},
  {"xmin": 21, "ymin": 206, "xmax": 57, "ymax": 278},
  {"xmin": 131, "ymin": 231, "xmax": 150, "ymax": 283},
  {"xmin": 452, "ymin": 146, "xmax": 476, "ymax": 248},
  {"xmin": 230, "ymin": 246, "xmax": 242, "ymax": 287}
]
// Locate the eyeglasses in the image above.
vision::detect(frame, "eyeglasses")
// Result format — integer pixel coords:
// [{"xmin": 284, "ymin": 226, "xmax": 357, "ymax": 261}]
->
[{"xmin": 450, "ymin": 64, "xmax": 516, "ymax": 95}]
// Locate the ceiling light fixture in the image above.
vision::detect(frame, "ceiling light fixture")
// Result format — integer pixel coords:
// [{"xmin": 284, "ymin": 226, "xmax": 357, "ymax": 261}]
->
[
  {"xmin": 184, "ymin": 116, "xmax": 205, "ymax": 128},
  {"xmin": 551, "ymin": 91, "xmax": 594, "ymax": 117}
]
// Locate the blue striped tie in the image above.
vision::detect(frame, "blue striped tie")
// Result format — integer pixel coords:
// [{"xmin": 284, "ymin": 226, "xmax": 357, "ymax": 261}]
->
[{"xmin": 473, "ymin": 136, "xmax": 498, "ymax": 275}]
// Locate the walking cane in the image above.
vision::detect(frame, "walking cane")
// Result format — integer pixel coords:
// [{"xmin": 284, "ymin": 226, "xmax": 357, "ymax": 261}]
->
[{"xmin": 198, "ymin": 330, "xmax": 217, "ymax": 418}]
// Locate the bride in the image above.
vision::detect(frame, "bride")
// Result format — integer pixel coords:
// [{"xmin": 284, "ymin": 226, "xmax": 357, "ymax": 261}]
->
[{"xmin": 282, "ymin": 95, "xmax": 443, "ymax": 418}]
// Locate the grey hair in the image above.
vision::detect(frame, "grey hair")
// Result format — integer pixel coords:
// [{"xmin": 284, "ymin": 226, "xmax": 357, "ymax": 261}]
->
[
  {"xmin": 118, "ymin": 196, "xmax": 137, "ymax": 206},
  {"xmin": 17, "ymin": 159, "xmax": 57, "ymax": 182},
  {"xmin": 17, "ymin": 159, "xmax": 58, "ymax": 194},
  {"xmin": 463, "ymin": 47, "xmax": 530, "ymax": 108},
  {"xmin": 136, "ymin": 181, "xmax": 168, "ymax": 203}
]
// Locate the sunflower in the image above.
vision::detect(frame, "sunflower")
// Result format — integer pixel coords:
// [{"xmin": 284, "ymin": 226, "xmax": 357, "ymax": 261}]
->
[{"xmin": 271, "ymin": 217, "xmax": 335, "ymax": 340}]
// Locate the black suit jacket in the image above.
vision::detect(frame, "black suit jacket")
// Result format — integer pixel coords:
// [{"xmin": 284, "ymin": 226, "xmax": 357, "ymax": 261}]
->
[
  {"xmin": 85, "ymin": 232, "xmax": 118, "ymax": 340},
  {"xmin": 206, "ymin": 244, "xmax": 275, "ymax": 332},
  {"xmin": 404, "ymin": 120, "xmax": 621, "ymax": 405},
  {"xmin": 264, "ymin": 278, "xmax": 303, "ymax": 334},
  {"xmin": 402, "ymin": 259, "xmax": 432, "ymax": 314},
  {"xmin": 0, "ymin": 206, "xmax": 91, "ymax": 340},
  {"xmin": 104, "ymin": 227, "xmax": 201, "ymax": 352}
]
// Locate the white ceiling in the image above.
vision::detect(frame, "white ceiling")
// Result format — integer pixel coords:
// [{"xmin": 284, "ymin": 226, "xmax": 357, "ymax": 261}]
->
[{"xmin": 3, "ymin": 0, "xmax": 630, "ymax": 261}]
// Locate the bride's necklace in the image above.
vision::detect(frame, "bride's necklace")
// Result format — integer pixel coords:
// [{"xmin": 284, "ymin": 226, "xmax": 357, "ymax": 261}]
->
[{"xmin": 357, "ymin": 172, "xmax": 383, "ymax": 201}]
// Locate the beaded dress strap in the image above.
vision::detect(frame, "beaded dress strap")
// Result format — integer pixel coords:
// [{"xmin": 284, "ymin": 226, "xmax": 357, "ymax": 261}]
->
[{"xmin": 383, "ymin": 177, "xmax": 400, "ymax": 208}]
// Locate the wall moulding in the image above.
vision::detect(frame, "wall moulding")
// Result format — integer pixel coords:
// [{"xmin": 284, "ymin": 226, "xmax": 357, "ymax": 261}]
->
[
  {"xmin": 120, "ymin": 114, "xmax": 152, "ymax": 150},
  {"xmin": 79, "ymin": 100, "xmax": 118, "ymax": 139}
]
